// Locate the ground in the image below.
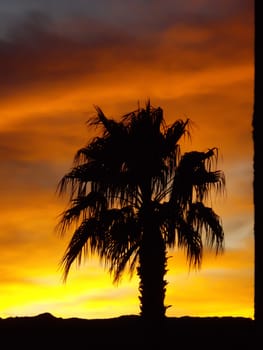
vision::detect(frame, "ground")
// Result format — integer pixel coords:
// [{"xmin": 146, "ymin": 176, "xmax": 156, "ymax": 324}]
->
[{"xmin": 0, "ymin": 313, "xmax": 258, "ymax": 349}]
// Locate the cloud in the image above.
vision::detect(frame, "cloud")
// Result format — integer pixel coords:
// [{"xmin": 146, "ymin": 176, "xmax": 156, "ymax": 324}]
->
[
  {"xmin": 0, "ymin": 1, "xmax": 253, "ymax": 38},
  {"xmin": 0, "ymin": 6, "xmax": 253, "ymax": 136},
  {"xmin": 0, "ymin": 4, "xmax": 253, "ymax": 96},
  {"xmin": 0, "ymin": 110, "xmax": 91, "ymax": 161}
]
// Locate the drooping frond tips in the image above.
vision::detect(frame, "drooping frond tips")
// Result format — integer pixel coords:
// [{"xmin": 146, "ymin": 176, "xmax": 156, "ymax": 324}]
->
[
  {"xmin": 59, "ymin": 218, "xmax": 100, "ymax": 282},
  {"xmin": 187, "ymin": 202, "xmax": 224, "ymax": 256},
  {"xmin": 165, "ymin": 118, "xmax": 192, "ymax": 149},
  {"xmin": 55, "ymin": 175, "xmax": 69, "ymax": 197},
  {"xmin": 59, "ymin": 237, "xmax": 80, "ymax": 284},
  {"xmin": 187, "ymin": 246, "xmax": 203, "ymax": 271},
  {"xmin": 55, "ymin": 170, "xmax": 79, "ymax": 202},
  {"xmin": 59, "ymin": 254, "xmax": 71, "ymax": 284}
]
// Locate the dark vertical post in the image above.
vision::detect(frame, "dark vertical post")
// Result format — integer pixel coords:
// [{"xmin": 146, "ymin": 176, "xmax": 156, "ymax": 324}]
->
[{"xmin": 253, "ymin": 0, "xmax": 263, "ymax": 324}]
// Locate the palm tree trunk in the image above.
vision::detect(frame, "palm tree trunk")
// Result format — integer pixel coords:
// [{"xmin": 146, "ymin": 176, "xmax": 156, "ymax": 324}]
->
[{"xmin": 137, "ymin": 222, "xmax": 168, "ymax": 320}]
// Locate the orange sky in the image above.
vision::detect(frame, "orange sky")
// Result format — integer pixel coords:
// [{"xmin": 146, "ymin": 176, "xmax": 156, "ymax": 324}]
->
[{"xmin": 0, "ymin": 0, "xmax": 254, "ymax": 319}]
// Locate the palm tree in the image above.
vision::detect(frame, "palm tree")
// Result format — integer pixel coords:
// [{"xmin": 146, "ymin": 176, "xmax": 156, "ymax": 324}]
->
[{"xmin": 56, "ymin": 101, "xmax": 225, "ymax": 320}]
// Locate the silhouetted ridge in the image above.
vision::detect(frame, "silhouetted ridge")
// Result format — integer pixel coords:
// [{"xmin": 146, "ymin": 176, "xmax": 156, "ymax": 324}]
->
[
  {"xmin": 34, "ymin": 312, "xmax": 57, "ymax": 320},
  {"xmin": 0, "ymin": 314, "xmax": 256, "ymax": 349}
]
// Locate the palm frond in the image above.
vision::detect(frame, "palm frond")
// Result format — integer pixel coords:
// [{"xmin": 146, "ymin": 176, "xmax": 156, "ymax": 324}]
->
[
  {"xmin": 193, "ymin": 170, "xmax": 226, "ymax": 202},
  {"xmin": 110, "ymin": 242, "xmax": 140, "ymax": 284},
  {"xmin": 170, "ymin": 148, "xmax": 225, "ymax": 206},
  {"xmin": 176, "ymin": 218, "xmax": 203, "ymax": 268},
  {"xmin": 93, "ymin": 206, "xmax": 142, "ymax": 282},
  {"xmin": 165, "ymin": 119, "xmax": 191, "ymax": 153},
  {"xmin": 56, "ymin": 162, "xmax": 101, "ymax": 196},
  {"xmin": 89, "ymin": 105, "xmax": 126, "ymax": 139},
  {"xmin": 56, "ymin": 192, "xmax": 107, "ymax": 235},
  {"xmin": 60, "ymin": 218, "xmax": 102, "ymax": 282},
  {"xmin": 73, "ymin": 137, "xmax": 106, "ymax": 165},
  {"xmin": 187, "ymin": 202, "xmax": 224, "ymax": 253}
]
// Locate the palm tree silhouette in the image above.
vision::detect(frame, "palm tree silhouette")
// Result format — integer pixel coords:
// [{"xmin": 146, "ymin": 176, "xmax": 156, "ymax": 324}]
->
[{"xmin": 56, "ymin": 101, "xmax": 225, "ymax": 320}]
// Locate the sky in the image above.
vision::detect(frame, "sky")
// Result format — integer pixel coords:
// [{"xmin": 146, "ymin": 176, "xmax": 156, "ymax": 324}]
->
[{"xmin": 0, "ymin": 0, "xmax": 254, "ymax": 319}]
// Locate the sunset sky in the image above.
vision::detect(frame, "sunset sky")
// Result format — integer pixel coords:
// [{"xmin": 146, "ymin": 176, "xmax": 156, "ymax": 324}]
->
[{"xmin": 0, "ymin": 0, "xmax": 254, "ymax": 319}]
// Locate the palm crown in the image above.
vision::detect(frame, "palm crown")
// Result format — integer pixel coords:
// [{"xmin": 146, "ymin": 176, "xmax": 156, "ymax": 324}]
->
[{"xmin": 56, "ymin": 101, "xmax": 225, "ymax": 319}]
